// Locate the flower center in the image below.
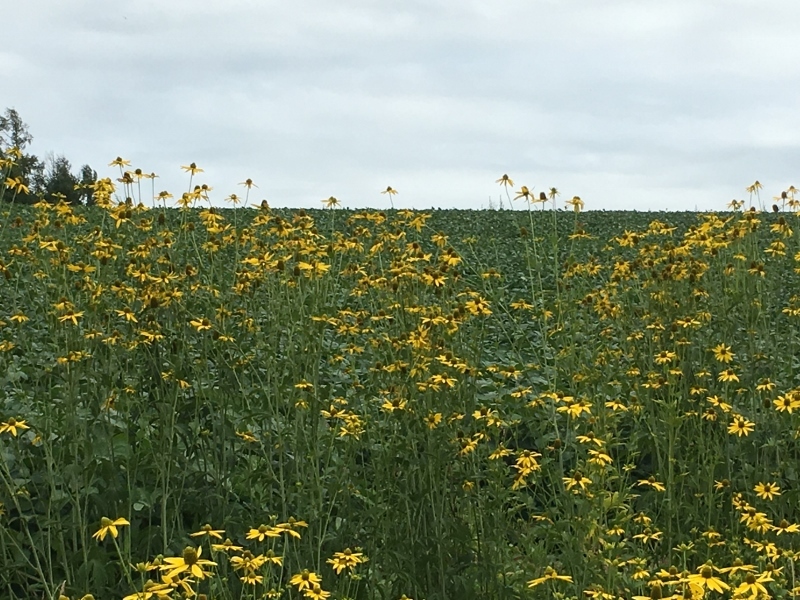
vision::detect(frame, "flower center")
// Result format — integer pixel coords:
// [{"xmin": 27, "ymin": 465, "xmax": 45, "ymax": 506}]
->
[{"xmin": 182, "ymin": 547, "xmax": 198, "ymax": 565}]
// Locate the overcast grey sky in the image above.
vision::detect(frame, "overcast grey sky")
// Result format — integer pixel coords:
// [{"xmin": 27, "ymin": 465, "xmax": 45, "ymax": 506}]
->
[{"xmin": 3, "ymin": 0, "xmax": 800, "ymax": 210}]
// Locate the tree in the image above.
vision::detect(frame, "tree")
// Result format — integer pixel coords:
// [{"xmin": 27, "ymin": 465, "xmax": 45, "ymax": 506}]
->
[
  {"xmin": 1, "ymin": 108, "xmax": 98, "ymax": 204},
  {"xmin": 0, "ymin": 108, "xmax": 33, "ymax": 150},
  {"xmin": 41, "ymin": 153, "xmax": 81, "ymax": 204},
  {"xmin": 78, "ymin": 164, "xmax": 98, "ymax": 205}
]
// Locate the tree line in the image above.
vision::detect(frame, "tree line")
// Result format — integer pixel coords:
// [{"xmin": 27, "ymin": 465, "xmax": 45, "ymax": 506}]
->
[{"xmin": 0, "ymin": 107, "xmax": 98, "ymax": 204}]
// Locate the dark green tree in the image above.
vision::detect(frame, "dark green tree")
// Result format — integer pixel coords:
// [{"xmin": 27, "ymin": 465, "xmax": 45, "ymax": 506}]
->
[
  {"xmin": 40, "ymin": 153, "xmax": 81, "ymax": 204},
  {"xmin": 78, "ymin": 164, "xmax": 98, "ymax": 205}
]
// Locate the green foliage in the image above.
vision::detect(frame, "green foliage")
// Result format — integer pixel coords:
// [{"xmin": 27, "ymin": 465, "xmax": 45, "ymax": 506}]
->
[{"xmin": 1, "ymin": 184, "xmax": 800, "ymax": 600}]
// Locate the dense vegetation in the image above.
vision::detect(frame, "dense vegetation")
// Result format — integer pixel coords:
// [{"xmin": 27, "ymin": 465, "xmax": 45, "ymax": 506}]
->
[{"xmin": 2, "ymin": 153, "xmax": 800, "ymax": 599}]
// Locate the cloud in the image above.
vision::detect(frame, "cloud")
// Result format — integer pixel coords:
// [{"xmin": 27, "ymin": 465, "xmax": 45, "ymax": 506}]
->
[{"xmin": 3, "ymin": 0, "xmax": 800, "ymax": 210}]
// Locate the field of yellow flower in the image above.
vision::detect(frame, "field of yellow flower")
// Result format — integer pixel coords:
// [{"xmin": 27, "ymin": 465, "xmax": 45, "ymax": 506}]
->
[{"xmin": 2, "ymin": 155, "xmax": 800, "ymax": 600}]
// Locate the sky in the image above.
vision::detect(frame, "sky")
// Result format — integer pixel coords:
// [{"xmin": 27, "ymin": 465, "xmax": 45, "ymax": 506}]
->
[{"xmin": 3, "ymin": 0, "xmax": 800, "ymax": 211}]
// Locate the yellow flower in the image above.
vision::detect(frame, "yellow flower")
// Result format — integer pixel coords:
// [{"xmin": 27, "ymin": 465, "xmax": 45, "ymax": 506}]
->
[
  {"xmin": 733, "ymin": 571, "xmax": 771, "ymax": 597},
  {"xmin": 495, "ymin": 174, "xmax": 514, "ymax": 188},
  {"xmin": 326, "ymin": 548, "xmax": 366, "ymax": 574},
  {"xmin": 289, "ymin": 569, "xmax": 322, "ymax": 592},
  {"xmin": 4, "ymin": 146, "xmax": 22, "ymax": 160},
  {"xmin": 565, "ymin": 196, "xmax": 584, "ymax": 212},
  {"xmin": 381, "ymin": 398, "xmax": 407, "ymax": 412},
  {"xmin": 654, "ymin": 350, "xmax": 676, "ymax": 365},
  {"xmin": 718, "ymin": 559, "xmax": 755, "ymax": 575},
  {"xmin": 603, "ymin": 525, "xmax": 624, "ymax": 537},
  {"xmin": 710, "ymin": 343, "xmax": 735, "ymax": 363},
  {"xmin": 746, "ymin": 180, "xmax": 763, "ymax": 194},
  {"xmin": 180, "ymin": 162, "xmax": 204, "ymax": 175},
  {"xmin": 774, "ymin": 393, "xmax": 800, "ymax": 413},
  {"xmin": 556, "ymin": 399, "xmax": 592, "ymax": 418},
  {"xmin": 728, "ymin": 416, "xmax": 754, "ymax": 436},
  {"xmin": 489, "ymin": 444, "xmax": 511, "ymax": 460},
  {"xmin": 92, "ymin": 516, "xmax": 130, "ymax": 541},
  {"xmin": 740, "ymin": 508, "xmax": 767, "ymax": 525},
  {"xmin": 211, "ymin": 538, "xmax": 243, "ymax": 553},
  {"xmin": 576, "ymin": 433, "xmax": 604, "ymax": 446},
  {"xmin": 4, "ymin": 176, "xmax": 30, "ymax": 195},
  {"xmin": 754, "ymin": 482, "xmax": 781, "ymax": 501},
  {"xmin": 109, "ymin": 156, "xmax": 131, "ymax": 167},
  {"xmin": 687, "ymin": 563, "xmax": 729, "ymax": 593},
  {"xmin": 230, "ymin": 551, "xmax": 267, "ymax": 572},
  {"xmin": 631, "ymin": 581, "xmax": 663, "ymax": 600},
  {"xmin": 160, "ymin": 545, "xmax": 216, "ymax": 580},
  {"xmin": 527, "ymin": 566, "xmax": 574, "ymax": 588},
  {"xmin": 637, "ymin": 477, "xmax": 666, "ymax": 492},
  {"xmin": 0, "ymin": 417, "xmax": 30, "ymax": 437},
  {"xmin": 718, "ymin": 368, "xmax": 739, "ymax": 383},
  {"xmin": 58, "ymin": 310, "xmax": 84, "ymax": 325},
  {"xmin": 605, "ymin": 399, "xmax": 627, "ymax": 412},
  {"xmin": 303, "ymin": 583, "xmax": 331, "ymax": 600},
  {"xmin": 247, "ymin": 524, "xmax": 280, "ymax": 542},
  {"xmin": 189, "ymin": 317, "xmax": 213, "ymax": 331},
  {"xmin": 515, "ymin": 450, "xmax": 541, "ymax": 472},
  {"xmin": 431, "ymin": 232, "xmax": 448, "ymax": 248},
  {"xmin": 321, "ymin": 196, "xmax": 340, "ymax": 208},
  {"xmin": 425, "ymin": 412, "xmax": 442, "ymax": 429},
  {"xmin": 706, "ymin": 395, "xmax": 732, "ymax": 413},
  {"xmin": 283, "ymin": 516, "xmax": 308, "ymax": 530},
  {"xmin": 240, "ymin": 572, "xmax": 264, "ymax": 585},
  {"xmin": 510, "ymin": 299, "xmax": 533, "ymax": 310},
  {"xmin": 632, "ymin": 527, "xmax": 663, "ymax": 543},
  {"xmin": 272, "ymin": 521, "xmax": 303, "ymax": 539},
  {"xmin": 122, "ymin": 579, "xmax": 173, "ymax": 600},
  {"xmin": 587, "ymin": 449, "xmax": 612, "ymax": 467},
  {"xmin": 115, "ymin": 307, "xmax": 138, "ymax": 323},
  {"xmin": 513, "ymin": 186, "xmax": 533, "ymax": 202},
  {"xmin": 189, "ymin": 524, "xmax": 225, "ymax": 539},
  {"xmin": 132, "ymin": 560, "xmax": 160, "ymax": 574},
  {"xmin": 381, "ymin": 186, "xmax": 398, "ymax": 196},
  {"xmin": 263, "ymin": 548, "xmax": 284, "ymax": 565},
  {"xmin": 563, "ymin": 470, "xmax": 592, "ymax": 492},
  {"xmin": 772, "ymin": 519, "xmax": 800, "ymax": 534}
]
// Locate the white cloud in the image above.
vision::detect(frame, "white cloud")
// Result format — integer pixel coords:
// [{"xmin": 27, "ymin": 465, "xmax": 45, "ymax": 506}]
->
[{"xmin": 4, "ymin": 0, "xmax": 800, "ymax": 210}]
